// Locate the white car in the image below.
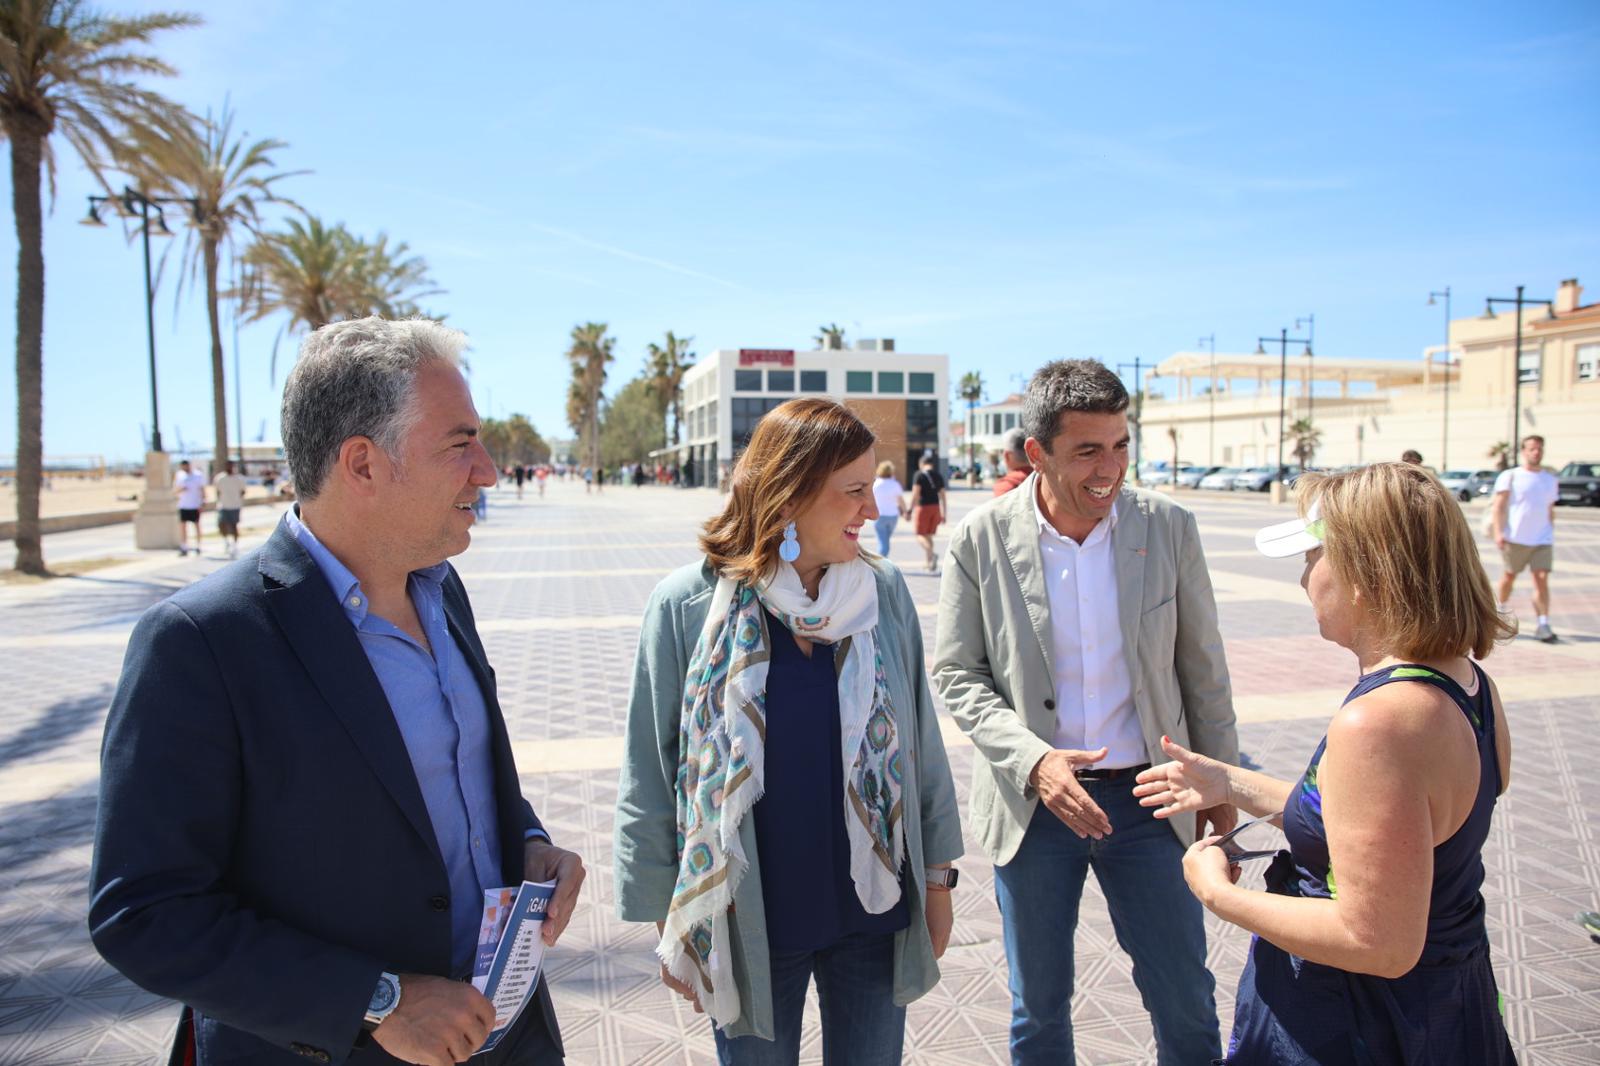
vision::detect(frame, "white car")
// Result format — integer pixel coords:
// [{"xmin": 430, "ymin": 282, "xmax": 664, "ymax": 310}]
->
[{"xmin": 1199, "ymin": 466, "xmax": 1242, "ymax": 490}]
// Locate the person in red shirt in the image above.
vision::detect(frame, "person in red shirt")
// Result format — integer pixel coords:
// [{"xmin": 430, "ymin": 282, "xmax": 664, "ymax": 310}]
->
[{"xmin": 993, "ymin": 427, "xmax": 1031, "ymax": 497}]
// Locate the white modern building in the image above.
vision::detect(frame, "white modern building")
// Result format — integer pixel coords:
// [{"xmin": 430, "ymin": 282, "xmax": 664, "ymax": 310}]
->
[{"xmin": 671, "ymin": 340, "xmax": 949, "ymax": 488}]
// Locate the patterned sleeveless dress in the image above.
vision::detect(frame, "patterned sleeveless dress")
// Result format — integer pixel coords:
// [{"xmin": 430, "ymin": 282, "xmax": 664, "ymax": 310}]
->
[{"xmin": 1223, "ymin": 663, "xmax": 1518, "ymax": 1065}]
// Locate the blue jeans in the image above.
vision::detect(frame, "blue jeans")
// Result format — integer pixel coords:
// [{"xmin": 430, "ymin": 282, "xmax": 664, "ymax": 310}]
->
[
  {"xmin": 872, "ymin": 515, "xmax": 898, "ymax": 556},
  {"xmin": 994, "ymin": 781, "xmax": 1221, "ymax": 1065},
  {"xmin": 714, "ymin": 931, "xmax": 904, "ymax": 1066}
]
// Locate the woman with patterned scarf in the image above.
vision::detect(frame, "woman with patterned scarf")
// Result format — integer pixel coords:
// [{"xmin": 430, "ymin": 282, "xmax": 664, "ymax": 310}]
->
[{"xmin": 614, "ymin": 398, "xmax": 964, "ymax": 1065}]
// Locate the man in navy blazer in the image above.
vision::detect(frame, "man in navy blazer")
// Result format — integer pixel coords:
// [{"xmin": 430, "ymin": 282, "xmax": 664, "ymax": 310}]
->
[{"xmin": 90, "ymin": 318, "xmax": 583, "ymax": 1066}]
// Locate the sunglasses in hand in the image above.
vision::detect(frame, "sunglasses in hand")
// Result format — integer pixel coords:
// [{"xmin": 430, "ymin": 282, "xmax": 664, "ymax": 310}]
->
[{"xmin": 1210, "ymin": 816, "xmax": 1285, "ymax": 863}]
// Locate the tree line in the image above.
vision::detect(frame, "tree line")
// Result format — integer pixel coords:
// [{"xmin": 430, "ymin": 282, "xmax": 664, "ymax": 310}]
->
[
  {"xmin": 563, "ymin": 323, "xmax": 692, "ymax": 474},
  {"xmin": 2, "ymin": 2, "xmax": 445, "ymax": 575}
]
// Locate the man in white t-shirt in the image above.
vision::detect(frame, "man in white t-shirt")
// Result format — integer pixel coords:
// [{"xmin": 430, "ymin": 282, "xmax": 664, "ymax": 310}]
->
[
  {"xmin": 1491, "ymin": 434, "xmax": 1559, "ymax": 642},
  {"xmin": 212, "ymin": 461, "xmax": 248, "ymax": 559},
  {"xmin": 173, "ymin": 459, "xmax": 208, "ymax": 557}
]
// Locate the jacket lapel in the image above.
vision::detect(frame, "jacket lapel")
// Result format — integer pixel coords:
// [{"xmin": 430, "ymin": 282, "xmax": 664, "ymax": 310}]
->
[
  {"xmin": 996, "ymin": 474, "xmax": 1057, "ymax": 691},
  {"xmin": 258, "ymin": 519, "xmax": 443, "ymax": 866},
  {"xmin": 1112, "ymin": 489, "xmax": 1149, "ymax": 679}
]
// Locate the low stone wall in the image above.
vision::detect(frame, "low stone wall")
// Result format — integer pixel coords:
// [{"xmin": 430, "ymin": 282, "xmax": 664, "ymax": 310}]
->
[{"xmin": 0, "ymin": 496, "xmax": 282, "ymax": 542}]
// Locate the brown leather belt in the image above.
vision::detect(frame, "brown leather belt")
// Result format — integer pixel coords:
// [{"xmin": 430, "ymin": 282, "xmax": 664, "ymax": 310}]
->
[{"xmin": 1075, "ymin": 762, "xmax": 1151, "ymax": 782}]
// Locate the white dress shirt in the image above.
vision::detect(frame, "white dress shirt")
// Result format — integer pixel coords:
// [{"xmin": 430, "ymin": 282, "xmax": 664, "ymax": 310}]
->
[{"xmin": 1033, "ymin": 482, "xmax": 1145, "ymax": 768}]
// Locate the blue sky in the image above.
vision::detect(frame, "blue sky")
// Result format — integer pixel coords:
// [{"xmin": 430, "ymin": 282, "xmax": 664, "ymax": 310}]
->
[{"xmin": 2, "ymin": 0, "xmax": 1597, "ymax": 462}]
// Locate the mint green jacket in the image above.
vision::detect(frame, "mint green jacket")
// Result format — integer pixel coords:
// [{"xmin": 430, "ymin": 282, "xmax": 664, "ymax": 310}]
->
[{"xmin": 613, "ymin": 556, "xmax": 965, "ymax": 1041}]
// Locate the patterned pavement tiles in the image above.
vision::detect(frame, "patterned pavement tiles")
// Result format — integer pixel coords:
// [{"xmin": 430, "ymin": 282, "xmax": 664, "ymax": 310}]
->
[{"xmin": 0, "ymin": 479, "xmax": 1597, "ymax": 1064}]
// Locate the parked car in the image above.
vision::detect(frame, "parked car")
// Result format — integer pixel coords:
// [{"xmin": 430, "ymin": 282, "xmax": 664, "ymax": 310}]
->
[
  {"xmin": 1556, "ymin": 461, "xmax": 1600, "ymax": 506},
  {"xmin": 1233, "ymin": 465, "xmax": 1301, "ymax": 492},
  {"xmin": 1439, "ymin": 469, "xmax": 1500, "ymax": 502},
  {"xmin": 1199, "ymin": 466, "xmax": 1242, "ymax": 490},
  {"xmin": 1176, "ymin": 465, "xmax": 1222, "ymax": 489}
]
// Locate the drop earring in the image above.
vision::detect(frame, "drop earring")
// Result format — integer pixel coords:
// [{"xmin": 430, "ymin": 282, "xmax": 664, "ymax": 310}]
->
[{"xmin": 778, "ymin": 521, "xmax": 801, "ymax": 563}]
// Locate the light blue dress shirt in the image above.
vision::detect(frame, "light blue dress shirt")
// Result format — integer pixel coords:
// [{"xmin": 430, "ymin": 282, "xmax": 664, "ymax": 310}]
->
[{"xmin": 287, "ymin": 511, "xmax": 510, "ymax": 978}]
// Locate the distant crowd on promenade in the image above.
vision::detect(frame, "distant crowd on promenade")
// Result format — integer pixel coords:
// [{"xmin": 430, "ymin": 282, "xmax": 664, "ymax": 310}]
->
[{"xmin": 87, "ymin": 316, "xmax": 1550, "ymax": 1066}]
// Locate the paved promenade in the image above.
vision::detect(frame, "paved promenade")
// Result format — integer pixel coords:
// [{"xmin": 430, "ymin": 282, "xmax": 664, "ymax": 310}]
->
[{"xmin": 2, "ymin": 479, "xmax": 1597, "ymax": 1064}]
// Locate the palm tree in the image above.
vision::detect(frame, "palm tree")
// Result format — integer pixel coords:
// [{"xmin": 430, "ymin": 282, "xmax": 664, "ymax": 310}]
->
[
  {"xmin": 1, "ymin": 0, "xmax": 198, "ymax": 575},
  {"xmin": 124, "ymin": 101, "xmax": 300, "ymax": 474},
  {"xmin": 1487, "ymin": 440, "xmax": 1511, "ymax": 471},
  {"xmin": 958, "ymin": 370, "xmax": 984, "ymax": 483},
  {"xmin": 645, "ymin": 331, "xmax": 694, "ymax": 446},
  {"xmin": 565, "ymin": 322, "xmax": 614, "ymax": 471},
  {"xmin": 814, "ymin": 323, "xmax": 846, "ymax": 350},
  {"xmin": 1289, "ymin": 417, "xmax": 1321, "ymax": 470},
  {"xmin": 242, "ymin": 215, "xmax": 441, "ymax": 379}
]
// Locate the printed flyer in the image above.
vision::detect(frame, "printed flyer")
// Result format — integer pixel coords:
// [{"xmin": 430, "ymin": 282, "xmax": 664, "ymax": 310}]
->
[{"xmin": 471, "ymin": 879, "xmax": 556, "ymax": 1054}]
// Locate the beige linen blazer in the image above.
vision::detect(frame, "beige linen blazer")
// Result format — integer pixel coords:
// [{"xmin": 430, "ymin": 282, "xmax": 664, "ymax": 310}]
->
[{"xmin": 933, "ymin": 475, "xmax": 1239, "ymax": 865}]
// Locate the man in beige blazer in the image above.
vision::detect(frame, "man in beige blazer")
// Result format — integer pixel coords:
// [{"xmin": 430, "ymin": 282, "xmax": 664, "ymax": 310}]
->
[{"xmin": 933, "ymin": 358, "xmax": 1239, "ymax": 1065}]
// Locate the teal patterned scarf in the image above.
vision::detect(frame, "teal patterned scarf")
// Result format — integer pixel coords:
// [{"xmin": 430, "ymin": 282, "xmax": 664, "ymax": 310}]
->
[{"xmin": 656, "ymin": 557, "xmax": 904, "ymax": 1026}]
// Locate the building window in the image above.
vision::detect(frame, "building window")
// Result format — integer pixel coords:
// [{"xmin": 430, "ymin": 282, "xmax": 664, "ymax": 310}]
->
[
  {"xmin": 1578, "ymin": 344, "xmax": 1599, "ymax": 382},
  {"xmin": 846, "ymin": 370, "xmax": 873, "ymax": 393},
  {"xmin": 768, "ymin": 369, "xmax": 794, "ymax": 392},
  {"xmin": 906, "ymin": 399, "xmax": 938, "ymax": 439},
  {"xmin": 705, "ymin": 400, "xmax": 717, "ymax": 439},
  {"xmin": 909, "ymin": 372, "xmax": 935, "ymax": 394},
  {"xmin": 1004, "ymin": 413, "xmax": 1017, "ymax": 430},
  {"xmin": 734, "ymin": 369, "xmax": 763, "ymax": 392},
  {"xmin": 732, "ymin": 397, "xmax": 786, "ymax": 449},
  {"xmin": 800, "ymin": 369, "xmax": 827, "ymax": 392},
  {"xmin": 1517, "ymin": 346, "xmax": 1541, "ymax": 385},
  {"xmin": 877, "ymin": 371, "xmax": 904, "ymax": 393}
]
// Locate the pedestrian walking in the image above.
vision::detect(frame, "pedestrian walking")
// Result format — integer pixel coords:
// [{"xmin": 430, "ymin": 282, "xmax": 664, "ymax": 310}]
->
[
  {"xmin": 173, "ymin": 459, "xmax": 207, "ymax": 556},
  {"xmin": 870, "ymin": 460, "xmax": 905, "ymax": 556},
  {"xmin": 907, "ymin": 451, "xmax": 947, "ymax": 572},
  {"xmin": 1492, "ymin": 434, "xmax": 1560, "ymax": 642},
  {"xmin": 932, "ymin": 359, "xmax": 1238, "ymax": 1065},
  {"xmin": 211, "ymin": 460, "xmax": 246, "ymax": 559},
  {"xmin": 90, "ymin": 317, "xmax": 583, "ymax": 1066},
  {"xmin": 993, "ymin": 427, "xmax": 1031, "ymax": 497},
  {"xmin": 614, "ymin": 398, "xmax": 962, "ymax": 1066},
  {"xmin": 515, "ymin": 462, "xmax": 526, "ymax": 499},
  {"xmin": 1137, "ymin": 461, "xmax": 1517, "ymax": 1064}
]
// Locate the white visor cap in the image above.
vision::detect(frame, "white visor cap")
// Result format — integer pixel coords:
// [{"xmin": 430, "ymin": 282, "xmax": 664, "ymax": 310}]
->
[{"xmin": 1255, "ymin": 500, "xmax": 1326, "ymax": 559}]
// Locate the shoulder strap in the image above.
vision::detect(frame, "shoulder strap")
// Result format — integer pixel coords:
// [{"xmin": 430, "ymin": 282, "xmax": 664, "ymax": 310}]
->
[{"xmin": 1366, "ymin": 664, "xmax": 1485, "ymax": 732}]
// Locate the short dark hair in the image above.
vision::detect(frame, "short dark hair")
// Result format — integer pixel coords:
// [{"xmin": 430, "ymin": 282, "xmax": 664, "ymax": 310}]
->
[
  {"xmin": 1021, "ymin": 359, "xmax": 1129, "ymax": 453},
  {"xmin": 1521, "ymin": 434, "xmax": 1544, "ymax": 448},
  {"xmin": 1401, "ymin": 449, "xmax": 1423, "ymax": 464}
]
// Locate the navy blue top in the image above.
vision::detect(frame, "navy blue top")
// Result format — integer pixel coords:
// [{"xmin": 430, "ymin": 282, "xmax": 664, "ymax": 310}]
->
[
  {"xmin": 1225, "ymin": 663, "xmax": 1516, "ymax": 1065},
  {"xmin": 752, "ymin": 609, "xmax": 909, "ymax": 953}
]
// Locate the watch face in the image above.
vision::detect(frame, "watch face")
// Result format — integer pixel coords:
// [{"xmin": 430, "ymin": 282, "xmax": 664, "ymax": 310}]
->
[{"xmin": 369, "ymin": 976, "xmax": 399, "ymax": 1014}]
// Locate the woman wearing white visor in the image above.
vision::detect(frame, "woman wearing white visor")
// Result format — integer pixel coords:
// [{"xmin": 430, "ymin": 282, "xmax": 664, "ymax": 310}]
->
[{"xmin": 1133, "ymin": 462, "xmax": 1517, "ymax": 1064}]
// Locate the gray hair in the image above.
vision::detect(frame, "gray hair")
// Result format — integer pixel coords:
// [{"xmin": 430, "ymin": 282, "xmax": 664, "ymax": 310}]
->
[
  {"xmin": 1020, "ymin": 359, "xmax": 1128, "ymax": 453},
  {"xmin": 1002, "ymin": 426, "xmax": 1028, "ymax": 459},
  {"xmin": 281, "ymin": 317, "xmax": 466, "ymax": 499}
]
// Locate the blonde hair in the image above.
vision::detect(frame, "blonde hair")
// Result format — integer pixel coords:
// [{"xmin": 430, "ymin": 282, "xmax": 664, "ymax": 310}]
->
[
  {"xmin": 700, "ymin": 399, "xmax": 876, "ymax": 585},
  {"xmin": 876, "ymin": 460, "xmax": 895, "ymax": 478},
  {"xmin": 1296, "ymin": 462, "xmax": 1514, "ymax": 660}
]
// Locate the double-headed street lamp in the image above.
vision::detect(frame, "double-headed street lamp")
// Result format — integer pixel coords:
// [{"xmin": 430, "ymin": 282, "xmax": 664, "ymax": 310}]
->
[
  {"xmin": 1114, "ymin": 358, "xmax": 1156, "ymax": 475},
  {"xmin": 1427, "ymin": 287, "xmax": 1453, "ymax": 471},
  {"xmin": 1255, "ymin": 328, "xmax": 1312, "ymax": 483},
  {"xmin": 82, "ymin": 186, "xmax": 202, "ymax": 455},
  {"xmin": 1197, "ymin": 334, "xmax": 1216, "ymax": 466},
  {"xmin": 1480, "ymin": 285, "xmax": 1554, "ymax": 460},
  {"xmin": 83, "ymin": 187, "xmax": 202, "ymax": 550}
]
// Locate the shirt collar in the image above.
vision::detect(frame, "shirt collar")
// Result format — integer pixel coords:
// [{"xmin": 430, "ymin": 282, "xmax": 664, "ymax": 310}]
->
[
  {"xmin": 1032, "ymin": 477, "xmax": 1118, "ymax": 546},
  {"xmin": 286, "ymin": 509, "xmax": 451, "ymax": 627}
]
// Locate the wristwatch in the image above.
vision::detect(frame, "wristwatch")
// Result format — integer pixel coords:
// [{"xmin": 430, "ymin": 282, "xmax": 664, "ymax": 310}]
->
[
  {"xmin": 363, "ymin": 972, "xmax": 402, "ymax": 1031},
  {"xmin": 925, "ymin": 867, "xmax": 959, "ymax": 891}
]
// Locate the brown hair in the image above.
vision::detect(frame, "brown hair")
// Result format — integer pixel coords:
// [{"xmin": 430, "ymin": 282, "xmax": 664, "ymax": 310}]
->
[
  {"xmin": 1296, "ymin": 462, "xmax": 1514, "ymax": 660},
  {"xmin": 700, "ymin": 398, "xmax": 876, "ymax": 584},
  {"xmin": 876, "ymin": 460, "xmax": 895, "ymax": 478}
]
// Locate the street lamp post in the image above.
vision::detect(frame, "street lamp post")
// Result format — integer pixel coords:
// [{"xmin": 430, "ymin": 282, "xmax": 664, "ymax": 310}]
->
[
  {"xmin": 1295, "ymin": 314, "xmax": 1316, "ymax": 437},
  {"xmin": 83, "ymin": 186, "xmax": 202, "ymax": 550},
  {"xmin": 1482, "ymin": 286, "xmax": 1555, "ymax": 460},
  {"xmin": 1427, "ymin": 287, "xmax": 1452, "ymax": 471},
  {"xmin": 1115, "ymin": 358, "xmax": 1147, "ymax": 476},
  {"xmin": 1255, "ymin": 328, "xmax": 1312, "ymax": 499},
  {"xmin": 1198, "ymin": 334, "xmax": 1216, "ymax": 466}
]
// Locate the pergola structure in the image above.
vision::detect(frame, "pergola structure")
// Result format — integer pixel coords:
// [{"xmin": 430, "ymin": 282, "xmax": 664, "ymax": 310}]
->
[{"xmin": 1145, "ymin": 351, "xmax": 1440, "ymax": 401}]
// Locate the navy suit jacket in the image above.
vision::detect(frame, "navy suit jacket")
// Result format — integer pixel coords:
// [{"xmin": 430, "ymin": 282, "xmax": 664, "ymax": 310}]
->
[{"xmin": 89, "ymin": 519, "xmax": 562, "ymax": 1065}]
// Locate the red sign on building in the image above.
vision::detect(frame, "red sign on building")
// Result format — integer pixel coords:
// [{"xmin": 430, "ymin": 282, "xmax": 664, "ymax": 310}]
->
[{"xmin": 738, "ymin": 349, "xmax": 795, "ymax": 366}]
